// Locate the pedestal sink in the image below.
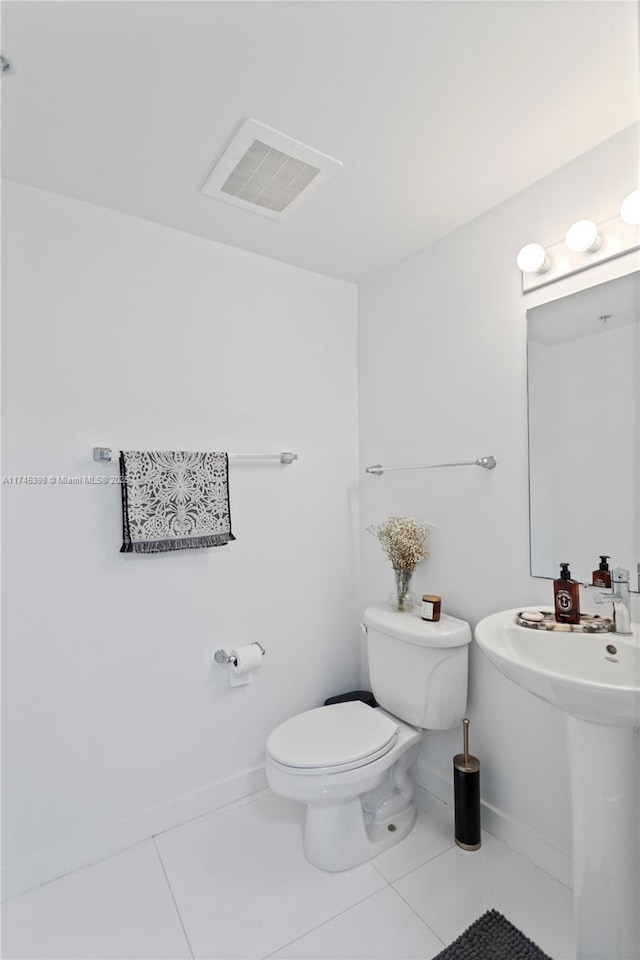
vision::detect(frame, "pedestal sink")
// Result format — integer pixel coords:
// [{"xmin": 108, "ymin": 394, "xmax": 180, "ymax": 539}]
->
[{"xmin": 475, "ymin": 609, "xmax": 640, "ymax": 960}]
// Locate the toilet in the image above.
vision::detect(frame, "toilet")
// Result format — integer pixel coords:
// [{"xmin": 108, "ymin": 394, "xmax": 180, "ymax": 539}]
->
[{"xmin": 265, "ymin": 602, "xmax": 472, "ymax": 871}]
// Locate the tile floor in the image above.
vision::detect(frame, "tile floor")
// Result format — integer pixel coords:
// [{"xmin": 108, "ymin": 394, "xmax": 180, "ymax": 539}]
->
[{"xmin": 2, "ymin": 789, "xmax": 576, "ymax": 960}]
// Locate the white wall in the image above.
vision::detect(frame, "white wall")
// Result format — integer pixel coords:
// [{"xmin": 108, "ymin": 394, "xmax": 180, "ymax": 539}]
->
[
  {"xmin": 1, "ymin": 182, "xmax": 360, "ymax": 897},
  {"xmin": 358, "ymin": 122, "xmax": 640, "ymax": 882}
]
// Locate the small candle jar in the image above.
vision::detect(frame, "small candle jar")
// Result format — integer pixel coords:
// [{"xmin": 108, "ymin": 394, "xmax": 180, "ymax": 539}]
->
[{"xmin": 421, "ymin": 595, "xmax": 441, "ymax": 621}]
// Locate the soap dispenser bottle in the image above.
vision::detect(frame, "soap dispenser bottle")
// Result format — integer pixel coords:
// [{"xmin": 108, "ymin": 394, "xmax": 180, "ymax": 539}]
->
[
  {"xmin": 592, "ymin": 555, "xmax": 612, "ymax": 588},
  {"xmin": 554, "ymin": 562, "xmax": 581, "ymax": 624}
]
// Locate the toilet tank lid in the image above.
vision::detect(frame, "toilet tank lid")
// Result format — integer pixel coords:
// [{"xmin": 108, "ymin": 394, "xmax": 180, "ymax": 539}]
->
[{"xmin": 363, "ymin": 604, "xmax": 471, "ymax": 648}]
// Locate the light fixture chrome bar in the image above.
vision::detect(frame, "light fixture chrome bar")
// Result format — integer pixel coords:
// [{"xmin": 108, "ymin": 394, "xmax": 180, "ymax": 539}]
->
[
  {"xmin": 93, "ymin": 447, "xmax": 297, "ymax": 464},
  {"xmin": 365, "ymin": 456, "xmax": 496, "ymax": 476},
  {"xmin": 520, "ymin": 214, "xmax": 639, "ymax": 294}
]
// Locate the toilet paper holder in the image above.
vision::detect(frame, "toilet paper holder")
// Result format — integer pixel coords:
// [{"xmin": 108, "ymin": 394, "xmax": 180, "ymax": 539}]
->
[{"xmin": 214, "ymin": 643, "xmax": 265, "ymax": 666}]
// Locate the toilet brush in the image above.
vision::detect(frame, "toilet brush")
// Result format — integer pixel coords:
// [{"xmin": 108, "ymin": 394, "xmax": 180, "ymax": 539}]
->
[{"xmin": 453, "ymin": 718, "xmax": 481, "ymax": 850}]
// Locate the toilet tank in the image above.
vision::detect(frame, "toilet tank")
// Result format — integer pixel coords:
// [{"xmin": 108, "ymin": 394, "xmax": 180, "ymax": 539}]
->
[{"xmin": 363, "ymin": 604, "xmax": 471, "ymax": 729}]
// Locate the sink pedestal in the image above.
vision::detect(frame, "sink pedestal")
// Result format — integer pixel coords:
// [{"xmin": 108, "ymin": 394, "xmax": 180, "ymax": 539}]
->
[
  {"xmin": 474, "ymin": 609, "xmax": 640, "ymax": 960},
  {"xmin": 566, "ymin": 716, "xmax": 639, "ymax": 960}
]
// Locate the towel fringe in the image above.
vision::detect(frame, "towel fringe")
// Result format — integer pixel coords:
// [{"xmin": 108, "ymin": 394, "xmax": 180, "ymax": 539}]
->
[{"xmin": 121, "ymin": 533, "xmax": 236, "ymax": 554}]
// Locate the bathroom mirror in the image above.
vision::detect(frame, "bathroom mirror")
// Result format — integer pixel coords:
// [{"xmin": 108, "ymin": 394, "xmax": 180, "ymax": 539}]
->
[{"xmin": 527, "ymin": 270, "xmax": 640, "ymax": 592}]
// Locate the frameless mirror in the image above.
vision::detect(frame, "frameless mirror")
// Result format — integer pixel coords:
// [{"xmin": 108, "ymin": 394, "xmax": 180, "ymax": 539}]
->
[{"xmin": 527, "ymin": 271, "xmax": 640, "ymax": 592}]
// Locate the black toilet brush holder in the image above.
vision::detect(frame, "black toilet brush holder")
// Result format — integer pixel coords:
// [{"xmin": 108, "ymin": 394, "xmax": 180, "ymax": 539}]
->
[{"xmin": 453, "ymin": 717, "xmax": 481, "ymax": 851}]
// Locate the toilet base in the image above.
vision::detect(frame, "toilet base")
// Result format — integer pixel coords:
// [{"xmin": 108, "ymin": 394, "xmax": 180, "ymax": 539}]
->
[
  {"xmin": 303, "ymin": 796, "xmax": 417, "ymax": 872},
  {"xmin": 266, "ymin": 712, "xmax": 423, "ymax": 872}
]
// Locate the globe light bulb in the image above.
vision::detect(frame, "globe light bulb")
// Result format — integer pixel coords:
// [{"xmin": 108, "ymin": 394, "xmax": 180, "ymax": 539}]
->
[
  {"xmin": 620, "ymin": 190, "xmax": 640, "ymax": 225},
  {"xmin": 516, "ymin": 243, "xmax": 549, "ymax": 274},
  {"xmin": 565, "ymin": 220, "xmax": 600, "ymax": 253}
]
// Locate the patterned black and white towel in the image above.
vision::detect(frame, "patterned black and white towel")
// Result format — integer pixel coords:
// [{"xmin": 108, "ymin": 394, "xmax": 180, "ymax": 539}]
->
[{"xmin": 120, "ymin": 451, "xmax": 235, "ymax": 553}]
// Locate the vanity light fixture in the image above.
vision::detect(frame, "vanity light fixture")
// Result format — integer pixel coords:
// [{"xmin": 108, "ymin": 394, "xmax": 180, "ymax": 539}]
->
[
  {"xmin": 518, "ymin": 195, "xmax": 640, "ymax": 293},
  {"xmin": 564, "ymin": 219, "xmax": 601, "ymax": 253},
  {"xmin": 620, "ymin": 190, "xmax": 640, "ymax": 225},
  {"xmin": 516, "ymin": 243, "xmax": 550, "ymax": 274}
]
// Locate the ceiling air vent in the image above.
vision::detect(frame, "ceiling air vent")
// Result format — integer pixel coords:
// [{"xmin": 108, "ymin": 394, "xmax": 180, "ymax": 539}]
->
[{"xmin": 201, "ymin": 118, "xmax": 342, "ymax": 220}]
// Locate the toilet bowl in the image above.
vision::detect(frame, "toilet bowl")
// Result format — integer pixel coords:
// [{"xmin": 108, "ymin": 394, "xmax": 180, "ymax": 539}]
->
[
  {"xmin": 266, "ymin": 701, "xmax": 422, "ymax": 871},
  {"xmin": 266, "ymin": 604, "xmax": 472, "ymax": 871}
]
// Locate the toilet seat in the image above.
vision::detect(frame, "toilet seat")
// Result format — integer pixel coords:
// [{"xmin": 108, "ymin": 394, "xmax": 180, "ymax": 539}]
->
[{"xmin": 266, "ymin": 701, "xmax": 398, "ymax": 775}]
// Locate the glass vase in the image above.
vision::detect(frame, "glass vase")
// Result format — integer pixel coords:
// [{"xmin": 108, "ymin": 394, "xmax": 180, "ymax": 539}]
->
[{"xmin": 388, "ymin": 567, "xmax": 416, "ymax": 612}]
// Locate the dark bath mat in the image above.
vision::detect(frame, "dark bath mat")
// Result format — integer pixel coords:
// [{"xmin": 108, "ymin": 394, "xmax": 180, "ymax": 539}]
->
[{"xmin": 432, "ymin": 909, "xmax": 554, "ymax": 960}]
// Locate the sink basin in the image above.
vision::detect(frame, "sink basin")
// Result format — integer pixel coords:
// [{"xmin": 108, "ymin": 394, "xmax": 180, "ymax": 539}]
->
[{"xmin": 475, "ymin": 608, "xmax": 640, "ymax": 725}]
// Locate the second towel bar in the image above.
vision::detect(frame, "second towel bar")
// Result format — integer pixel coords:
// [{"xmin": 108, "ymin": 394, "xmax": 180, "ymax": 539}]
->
[{"xmin": 365, "ymin": 456, "xmax": 497, "ymax": 476}]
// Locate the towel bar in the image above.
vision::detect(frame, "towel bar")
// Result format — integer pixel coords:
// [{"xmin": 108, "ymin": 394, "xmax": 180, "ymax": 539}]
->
[
  {"xmin": 93, "ymin": 448, "xmax": 297, "ymax": 464},
  {"xmin": 365, "ymin": 456, "xmax": 496, "ymax": 475}
]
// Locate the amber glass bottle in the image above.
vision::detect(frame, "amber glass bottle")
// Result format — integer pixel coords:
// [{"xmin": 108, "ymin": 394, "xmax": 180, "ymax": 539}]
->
[
  {"xmin": 592, "ymin": 556, "xmax": 611, "ymax": 588},
  {"xmin": 554, "ymin": 562, "xmax": 581, "ymax": 624}
]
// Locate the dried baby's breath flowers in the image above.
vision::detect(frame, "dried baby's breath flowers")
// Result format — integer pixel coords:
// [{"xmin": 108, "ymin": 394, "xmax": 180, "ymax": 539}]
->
[{"xmin": 367, "ymin": 516, "xmax": 433, "ymax": 572}]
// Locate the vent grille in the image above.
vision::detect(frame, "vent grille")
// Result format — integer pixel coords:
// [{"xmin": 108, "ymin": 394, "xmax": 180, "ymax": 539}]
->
[
  {"xmin": 201, "ymin": 118, "xmax": 342, "ymax": 220},
  {"xmin": 221, "ymin": 140, "xmax": 321, "ymax": 213}
]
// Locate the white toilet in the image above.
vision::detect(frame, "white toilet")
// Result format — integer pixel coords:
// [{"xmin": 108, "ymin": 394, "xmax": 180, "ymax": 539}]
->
[{"xmin": 265, "ymin": 602, "xmax": 472, "ymax": 871}]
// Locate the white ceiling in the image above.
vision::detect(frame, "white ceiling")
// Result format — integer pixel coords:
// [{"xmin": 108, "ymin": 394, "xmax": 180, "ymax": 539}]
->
[{"xmin": 2, "ymin": 1, "xmax": 639, "ymax": 282}]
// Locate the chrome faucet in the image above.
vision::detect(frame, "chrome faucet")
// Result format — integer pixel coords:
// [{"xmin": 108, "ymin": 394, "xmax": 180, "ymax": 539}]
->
[{"xmin": 594, "ymin": 568, "xmax": 632, "ymax": 635}]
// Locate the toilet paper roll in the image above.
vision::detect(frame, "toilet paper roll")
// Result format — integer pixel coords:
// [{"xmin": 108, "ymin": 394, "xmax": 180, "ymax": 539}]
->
[{"xmin": 229, "ymin": 643, "xmax": 263, "ymax": 687}]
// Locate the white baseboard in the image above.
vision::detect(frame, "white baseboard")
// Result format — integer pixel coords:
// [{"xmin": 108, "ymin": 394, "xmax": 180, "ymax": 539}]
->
[
  {"xmin": 2, "ymin": 766, "xmax": 268, "ymax": 902},
  {"xmin": 416, "ymin": 758, "xmax": 572, "ymax": 889},
  {"xmin": 4, "ymin": 760, "xmax": 573, "ymax": 901}
]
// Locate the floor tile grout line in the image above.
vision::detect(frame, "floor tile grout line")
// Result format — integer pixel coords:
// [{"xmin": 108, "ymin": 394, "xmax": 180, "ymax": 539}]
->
[
  {"xmin": 474, "ymin": 828, "xmax": 575, "ymax": 894},
  {"xmin": 388, "ymin": 839, "xmax": 462, "ymax": 940},
  {"xmin": 420, "ymin": 794, "xmax": 574, "ymax": 894},
  {"xmin": 393, "ymin": 839, "xmax": 459, "ymax": 883},
  {"xmin": 2, "ymin": 791, "xmax": 273, "ymax": 907},
  {"xmin": 261, "ymin": 880, "xmax": 448, "ymax": 960},
  {"xmin": 507, "ymin": 842, "xmax": 574, "ymax": 893},
  {"xmin": 0, "ymin": 837, "xmax": 155, "ymax": 905},
  {"xmin": 260, "ymin": 881, "xmax": 396, "ymax": 959},
  {"xmin": 390, "ymin": 881, "xmax": 447, "ymax": 951},
  {"xmin": 262, "ymin": 830, "xmax": 459, "ymax": 958},
  {"xmin": 151, "ymin": 787, "xmax": 273, "ymax": 845},
  {"xmin": 397, "ymin": 845, "xmax": 457, "ymax": 885},
  {"xmin": 152, "ymin": 837, "xmax": 196, "ymax": 960},
  {"xmin": 390, "ymin": 836, "xmax": 576, "ymax": 959},
  {"xmin": 370, "ymin": 837, "xmax": 457, "ymax": 886},
  {"xmin": 369, "ymin": 859, "xmax": 392, "ymax": 882}
]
